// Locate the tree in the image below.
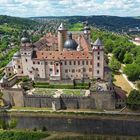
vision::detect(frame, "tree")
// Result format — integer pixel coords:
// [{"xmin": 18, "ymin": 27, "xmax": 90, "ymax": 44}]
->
[
  {"xmin": 135, "ymin": 55, "xmax": 140, "ymax": 65},
  {"xmin": 124, "ymin": 64, "xmax": 140, "ymax": 81},
  {"xmin": 127, "ymin": 90, "xmax": 140, "ymax": 110},
  {"xmin": 109, "ymin": 56, "xmax": 121, "ymax": 72},
  {"xmin": 123, "ymin": 53, "xmax": 133, "ymax": 64}
]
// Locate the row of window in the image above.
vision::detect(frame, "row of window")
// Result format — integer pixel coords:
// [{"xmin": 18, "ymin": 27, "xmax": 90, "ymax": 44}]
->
[
  {"xmin": 65, "ymin": 68, "xmax": 92, "ymax": 73},
  {"xmin": 46, "ymin": 60, "xmax": 93, "ymax": 66}
]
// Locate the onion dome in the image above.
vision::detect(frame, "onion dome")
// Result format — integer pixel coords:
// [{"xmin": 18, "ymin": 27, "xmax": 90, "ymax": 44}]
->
[
  {"xmin": 21, "ymin": 30, "xmax": 30, "ymax": 44},
  {"xmin": 64, "ymin": 33, "xmax": 78, "ymax": 50},
  {"xmin": 13, "ymin": 52, "xmax": 21, "ymax": 59},
  {"xmin": 21, "ymin": 37, "xmax": 30, "ymax": 44}
]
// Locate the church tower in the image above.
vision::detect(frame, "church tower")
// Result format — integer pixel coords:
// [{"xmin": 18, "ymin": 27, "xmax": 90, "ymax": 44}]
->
[
  {"xmin": 92, "ymin": 38, "xmax": 104, "ymax": 80},
  {"xmin": 58, "ymin": 23, "xmax": 67, "ymax": 51}
]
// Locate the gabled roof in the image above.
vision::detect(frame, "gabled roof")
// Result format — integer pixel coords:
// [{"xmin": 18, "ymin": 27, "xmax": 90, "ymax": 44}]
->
[
  {"xmin": 58, "ymin": 23, "xmax": 67, "ymax": 31},
  {"xmin": 93, "ymin": 38, "xmax": 103, "ymax": 46}
]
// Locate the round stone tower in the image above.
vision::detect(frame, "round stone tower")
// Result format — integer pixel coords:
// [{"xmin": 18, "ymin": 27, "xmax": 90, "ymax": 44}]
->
[{"xmin": 58, "ymin": 23, "xmax": 67, "ymax": 51}]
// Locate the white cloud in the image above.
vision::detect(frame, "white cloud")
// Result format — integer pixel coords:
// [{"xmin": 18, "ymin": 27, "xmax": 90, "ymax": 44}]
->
[{"xmin": 0, "ymin": 0, "xmax": 139, "ymax": 17}]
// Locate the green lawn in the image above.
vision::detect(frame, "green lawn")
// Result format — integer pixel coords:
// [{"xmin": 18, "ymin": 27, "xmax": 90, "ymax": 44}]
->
[
  {"xmin": 33, "ymin": 88, "xmax": 86, "ymax": 97},
  {"xmin": 33, "ymin": 88, "xmax": 57, "ymax": 96},
  {"xmin": 62, "ymin": 89, "xmax": 86, "ymax": 96},
  {"xmin": 69, "ymin": 23, "xmax": 84, "ymax": 31}
]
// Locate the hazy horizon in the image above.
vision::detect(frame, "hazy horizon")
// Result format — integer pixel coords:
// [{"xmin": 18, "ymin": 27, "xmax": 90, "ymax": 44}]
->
[{"xmin": 0, "ymin": 0, "xmax": 140, "ymax": 18}]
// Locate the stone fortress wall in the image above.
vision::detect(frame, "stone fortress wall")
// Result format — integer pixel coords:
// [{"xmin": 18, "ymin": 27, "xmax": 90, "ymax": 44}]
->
[{"xmin": 2, "ymin": 87, "xmax": 115, "ymax": 110}]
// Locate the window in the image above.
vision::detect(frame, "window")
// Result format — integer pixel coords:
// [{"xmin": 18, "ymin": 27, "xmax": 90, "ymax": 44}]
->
[
  {"xmin": 38, "ymin": 62, "xmax": 40, "ymax": 65},
  {"xmin": 18, "ymin": 65, "xmax": 20, "ymax": 69},
  {"xmin": 97, "ymin": 63, "xmax": 100, "ymax": 67},
  {"xmin": 82, "ymin": 61, "xmax": 85, "ymax": 65},
  {"xmin": 50, "ymin": 62, "xmax": 53, "ymax": 65},
  {"xmin": 98, "ymin": 52, "xmax": 100, "ymax": 55},
  {"xmin": 25, "ymin": 59, "xmax": 27, "ymax": 62},
  {"xmin": 78, "ymin": 61, "xmax": 80, "ymax": 65},
  {"xmin": 97, "ymin": 56, "xmax": 100, "ymax": 60},
  {"xmin": 90, "ymin": 60, "xmax": 92, "ymax": 65},
  {"xmin": 78, "ymin": 69, "xmax": 81, "ymax": 72},
  {"xmin": 89, "ymin": 68, "xmax": 92, "ymax": 72},
  {"xmin": 56, "ymin": 69, "xmax": 59, "ymax": 73},
  {"xmin": 33, "ymin": 61, "xmax": 35, "ymax": 64},
  {"xmin": 65, "ymin": 69, "xmax": 68, "ymax": 73},
  {"xmin": 50, "ymin": 68, "xmax": 52, "ymax": 72},
  {"xmin": 97, "ymin": 70, "xmax": 100, "ymax": 74},
  {"xmin": 83, "ymin": 68, "xmax": 86, "ymax": 72},
  {"xmin": 69, "ymin": 61, "xmax": 71, "ymax": 65},
  {"xmin": 74, "ymin": 61, "xmax": 76, "ymax": 65},
  {"xmin": 65, "ymin": 61, "xmax": 67, "ymax": 65},
  {"xmin": 45, "ymin": 62, "xmax": 47, "ymax": 65},
  {"xmin": 72, "ymin": 69, "xmax": 75, "ymax": 73},
  {"xmin": 86, "ymin": 61, "xmax": 88, "ymax": 65},
  {"xmin": 56, "ymin": 63, "xmax": 59, "ymax": 66}
]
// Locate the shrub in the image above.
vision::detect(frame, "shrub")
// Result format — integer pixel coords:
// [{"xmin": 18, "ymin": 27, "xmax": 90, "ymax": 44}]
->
[
  {"xmin": 124, "ymin": 64, "xmax": 140, "ymax": 81},
  {"xmin": 22, "ymin": 77, "xmax": 30, "ymax": 82},
  {"xmin": 42, "ymin": 126, "xmax": 47, "ymax": 132},
  {"xmin": 127, "ymin": 90, "xmax": 140, "ymax": 110},
  {"xmin": 8, "ymin": 119, "xmax": 18, "ymax": 129}
]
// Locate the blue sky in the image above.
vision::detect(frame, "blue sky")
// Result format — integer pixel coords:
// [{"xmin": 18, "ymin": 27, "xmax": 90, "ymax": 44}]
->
[{"xmin": 0, "ymin": 0, "xmax": 140, "ymax": 17}]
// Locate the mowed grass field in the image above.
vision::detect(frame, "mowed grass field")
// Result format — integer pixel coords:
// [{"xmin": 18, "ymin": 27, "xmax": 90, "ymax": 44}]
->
[{"xmin": 114, "ymin": 73, "xmax": 133, "ymax": 95}]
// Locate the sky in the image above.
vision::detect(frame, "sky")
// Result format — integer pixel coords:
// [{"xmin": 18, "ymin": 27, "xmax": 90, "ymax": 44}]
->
[{"xmin": 0, "ymin": 0, "xmax": 140, "ymax": 17}]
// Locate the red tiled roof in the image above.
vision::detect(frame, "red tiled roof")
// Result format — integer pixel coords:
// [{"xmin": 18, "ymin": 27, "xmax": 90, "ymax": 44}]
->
[
  {"xmin": 34, "ymin": 51, "xmax": 92, "ymax": 60},
  {"xmin": 34, "ymin": 35, "xmax": 58, "ymax": 50}
]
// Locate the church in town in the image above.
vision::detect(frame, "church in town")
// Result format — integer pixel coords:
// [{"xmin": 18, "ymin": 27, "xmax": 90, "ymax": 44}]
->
[{"xmin": 5, "ymin": 23, "xmax": 106, "ymax": 81}]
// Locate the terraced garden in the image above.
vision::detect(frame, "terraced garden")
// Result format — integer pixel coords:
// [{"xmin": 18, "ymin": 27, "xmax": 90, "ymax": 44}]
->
[{"xmin": 33, "ymin": 88, "xmax": 87, "ymax": 97}]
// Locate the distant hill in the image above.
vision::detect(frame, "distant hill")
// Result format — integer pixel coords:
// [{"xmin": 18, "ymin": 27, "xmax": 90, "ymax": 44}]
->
[
  {"xmin": 0, "ymin": 15, "xmax": 37, "ymax": 29},
  {"xmin": 31, "ymin": 15, "xmax": 140, "ymax": 33}
]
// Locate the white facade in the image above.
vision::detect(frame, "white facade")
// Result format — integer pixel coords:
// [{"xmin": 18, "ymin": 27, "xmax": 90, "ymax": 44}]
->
[{"xmin": 5, "ymin": 24, "xmax": 105, "ymax": 81}]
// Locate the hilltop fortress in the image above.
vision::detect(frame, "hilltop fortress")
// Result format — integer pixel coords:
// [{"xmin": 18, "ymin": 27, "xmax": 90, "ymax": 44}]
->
[
  {"xmin": 5, "ymin": 23, "xmax": 105, "ymax": 81},
  {"xmin": 0, "ymin": 23, "xmax": 126, "ymax": 110}
]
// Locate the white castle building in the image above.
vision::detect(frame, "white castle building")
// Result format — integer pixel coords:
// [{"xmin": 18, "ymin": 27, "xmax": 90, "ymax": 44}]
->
[{"xmin": 5, "ymin": 23, "xmax": 106, "ymax": 81}]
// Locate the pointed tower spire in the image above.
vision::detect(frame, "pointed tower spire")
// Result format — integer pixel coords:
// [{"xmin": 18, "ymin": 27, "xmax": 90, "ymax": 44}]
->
[{"xmin": 58, "ymin": 23, "xmax": 67, "ymax": 51}]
